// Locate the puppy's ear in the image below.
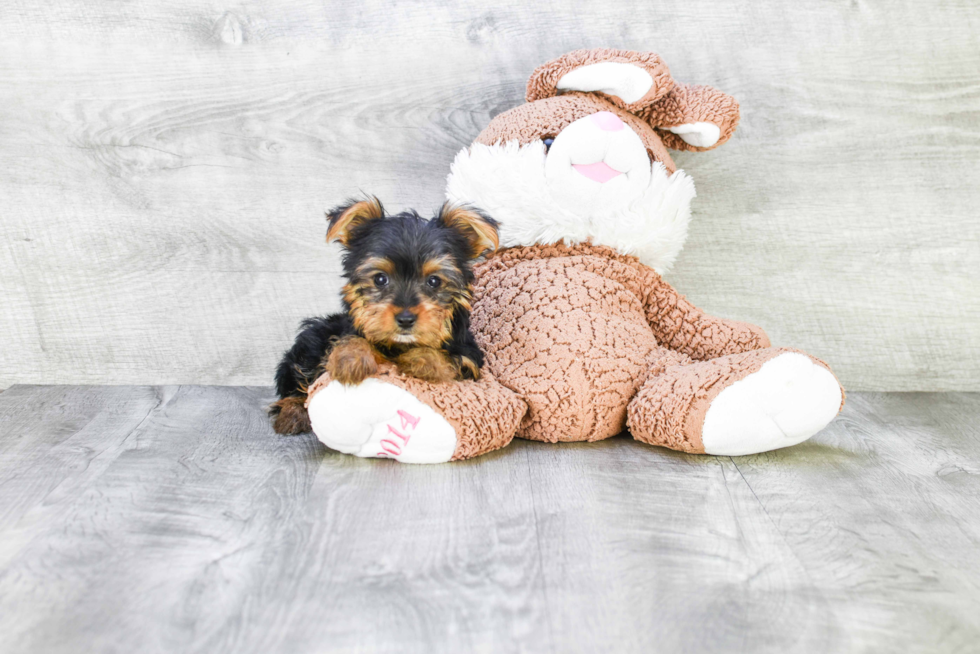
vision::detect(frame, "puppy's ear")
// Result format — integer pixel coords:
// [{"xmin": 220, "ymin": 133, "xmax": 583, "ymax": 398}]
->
[
  {"xmin": 437, "ymin": 203, "xmax": 499, "ymax": 259},
  {"xmin": 326, "ymin": 197, "xmax": 385, "ymax": 245}
]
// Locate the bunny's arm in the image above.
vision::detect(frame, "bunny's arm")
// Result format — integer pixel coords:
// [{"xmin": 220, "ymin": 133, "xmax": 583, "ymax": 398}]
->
[{"xmin": 636, "ymin": 264, "xmax": 770, "ymax": 360}]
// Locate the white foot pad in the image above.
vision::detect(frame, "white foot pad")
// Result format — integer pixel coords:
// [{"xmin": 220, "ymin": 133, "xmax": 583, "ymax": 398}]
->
[
  {"xmin": 666, "ymin": 122, "xmax": 721, "ymax": 148},
  {"xmin": 307, "ymin": 378, "xmax": 457, "ymax": 464},
  {"xmin": 702, "ymin": 353, "xmax": 842, "ymax": 456}
]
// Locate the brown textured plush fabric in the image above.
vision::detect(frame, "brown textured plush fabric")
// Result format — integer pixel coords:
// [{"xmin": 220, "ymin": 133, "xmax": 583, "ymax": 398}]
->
[
  {"xmin": 475, "ymin": 92, "xmax": 678, "ymax": 174},
  {"xmin": 640, "ymin": 83, "xmax": 741, "ymax": 152},
  {"xmin": 628, "ymin": 348, "xmax": 782, "ymax": 453},
  {"xmin": 475, "ymin": 242, "xmax": 770, "ymax": 362},
  {"xmin": 525, "ymin": 48, "xmax": 675, "ymax": 111},
  {"xmin": 305, "ymin": 366, "xmax": 526, "ymax": 461},
  {"xmin": 470, "ymin": 242, "xmax": 772, "ymax": 444}
]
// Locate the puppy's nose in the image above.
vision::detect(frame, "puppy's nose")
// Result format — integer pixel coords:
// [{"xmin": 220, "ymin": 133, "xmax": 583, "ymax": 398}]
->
[
  {"xmin": 395, "ymin": 310, "xmax": 417, "ymax": 329},
  {"xmin": 591, "ymin": 111, "xmax": 624, "ymax": 132}
]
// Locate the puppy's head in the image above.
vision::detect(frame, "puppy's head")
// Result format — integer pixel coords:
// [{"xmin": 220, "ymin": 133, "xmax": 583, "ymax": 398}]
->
[{"xmin": 327, "ymin": 197, "xmax": 498, "ymax": 349}]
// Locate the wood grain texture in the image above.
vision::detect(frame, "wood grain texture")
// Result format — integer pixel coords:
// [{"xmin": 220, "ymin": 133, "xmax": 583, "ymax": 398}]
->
[
  {"xmin": 0, "ymin": 1, "xmax": 978, "ymax": 390},
  {"xmin": 0, "ymin": 386, "xmax": 978, "ymax": 653}
]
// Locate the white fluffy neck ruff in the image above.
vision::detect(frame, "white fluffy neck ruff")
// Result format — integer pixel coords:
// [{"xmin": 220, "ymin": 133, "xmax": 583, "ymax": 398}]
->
[{"xmin": 445, "ymin": 141, "xmax": 696, "ymax": 273}]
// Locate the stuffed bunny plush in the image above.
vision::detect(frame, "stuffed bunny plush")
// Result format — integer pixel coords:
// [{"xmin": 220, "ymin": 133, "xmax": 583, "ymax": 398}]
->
[{"xmin": 302, "ymin": 48, "xmax": 844, "ymax": 463}]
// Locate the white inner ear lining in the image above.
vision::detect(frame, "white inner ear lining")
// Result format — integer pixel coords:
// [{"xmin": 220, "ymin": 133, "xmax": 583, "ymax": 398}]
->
[{"xmin": 556, "ymin": 62, "xmax": 655, "ymax": 104}]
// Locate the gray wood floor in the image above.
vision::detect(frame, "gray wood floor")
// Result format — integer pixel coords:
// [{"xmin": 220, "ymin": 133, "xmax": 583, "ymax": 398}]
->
[{"xmin": 0, "ymin": 386, "xmax": 978, "ymax": 653}]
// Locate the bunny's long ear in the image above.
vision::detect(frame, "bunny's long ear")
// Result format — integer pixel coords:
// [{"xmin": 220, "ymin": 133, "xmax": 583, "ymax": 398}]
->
[
  {"xmin": 525, "ymin": 48, "xmax": 674, "ymax": 111},
  {"xmin": 326, "ymin": 196, "xmax": 385, "ymax": 246},
  {"xmin": 639, "ymin": 83, "xmax": 740, "ymax": 151}
]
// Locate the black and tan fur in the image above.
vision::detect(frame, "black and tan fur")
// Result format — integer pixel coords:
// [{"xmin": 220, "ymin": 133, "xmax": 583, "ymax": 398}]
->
[{"xmin": 270, "ymin": 197, "xmax": 498, "ymax": 434}]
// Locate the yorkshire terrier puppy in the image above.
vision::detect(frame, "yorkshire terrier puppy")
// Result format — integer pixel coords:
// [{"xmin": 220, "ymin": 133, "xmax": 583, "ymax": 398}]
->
[{"xmin": 270, "ymin": 196, "xmax": 499, "ymax": 435}]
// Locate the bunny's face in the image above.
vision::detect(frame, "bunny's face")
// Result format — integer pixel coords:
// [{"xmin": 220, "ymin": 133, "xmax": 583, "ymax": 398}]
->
[
  {"xmin": 446, "ymin": 49, "xmax": 739, "ymax": 273},
  {"xmin": 474, "ymin": 92, "xmax": 675, "ymax": 220}
]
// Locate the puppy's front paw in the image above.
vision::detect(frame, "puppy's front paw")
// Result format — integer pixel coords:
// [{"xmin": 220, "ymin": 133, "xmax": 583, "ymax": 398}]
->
[
  {"xmin": 326, "ymin": 336, "xmax": 380, "ymax": 385},
  {"xmin": 270, "ymin": 396, "xmax": 312, "ymax": 434},
  {"xmin": 395, "ymin": 347, "xmax": 458, "ymax": 383}
]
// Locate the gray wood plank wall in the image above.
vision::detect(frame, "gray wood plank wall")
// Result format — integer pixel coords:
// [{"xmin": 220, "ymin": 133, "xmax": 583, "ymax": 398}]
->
[{"xmin": 1, "ymin": 1, "xmax": 978, "ymax": 390}]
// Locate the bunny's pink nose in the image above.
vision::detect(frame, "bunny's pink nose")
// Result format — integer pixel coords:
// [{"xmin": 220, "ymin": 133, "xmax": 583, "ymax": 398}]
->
[{"xmin": 591, "ymin": 111, "xmax": 624, "ymax": 132}]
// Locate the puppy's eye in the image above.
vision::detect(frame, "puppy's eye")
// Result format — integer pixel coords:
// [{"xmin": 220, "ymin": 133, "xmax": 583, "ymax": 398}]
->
[
  {"xmin": 373, "ymin": 273, "xmax": 389, "ymax": 288},
  {"xmin": 543, "ymin": 137, "xmax": 554, "ymax": 152},
  {"xmin": 426, "ymin": 275, "xmax": 442, "ymax": 289}
]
